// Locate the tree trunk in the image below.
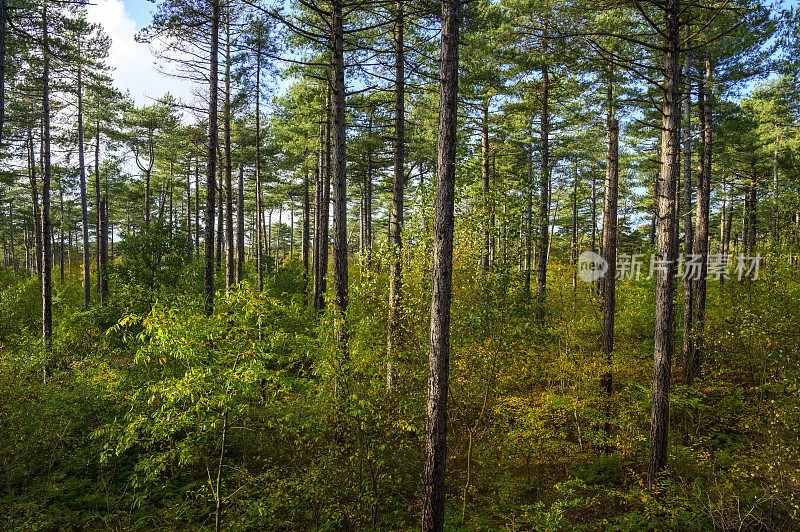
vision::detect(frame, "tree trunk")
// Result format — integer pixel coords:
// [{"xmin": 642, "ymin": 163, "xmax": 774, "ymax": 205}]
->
[
  {"xmin": 99, "ymin": 197, "xmax": 108, "ymax": 304},
  {"xmin": 186, "ymin": 157, "xmax": 192, "ymax": 250},
  {"xmin": 386, "ymin": 0, "xmax": 404, "ymax": 391},
  {"xmin": 364, "ymin": 115, "xmax": 373, "ymax": 270},
  {"xmin": 481, "ymin": 99, "xmax": 490, "ymax": 274},
  {"xmin": 647, "ymin": 0, "xmax": 680, "ymax": 492},
  {"xmin": 216, "ymin": 158, "xmax": 224, "ymax": 267},
  {"xmin": 523, "ymin": 141, "xmax": 532, "ymax": 294},
  {"xmin": 722, "ymin": 178, "xmax": 732, "ymax": 256},
  {"xmin": 331, "ymin": 0, "xmax": 349, "ymax": 379},
  {"xmin": 204, "ymin": 0, "xmax": 220, "ymax": 316},
  {"xmin": 422, "ymin": 0, "xmax": 459, "ymax": 528},
  {"xmin": 236, "ymin": 162, "xmax": 244, "ymax": 284},
  {"xmin": 255, "ymin": 44, "xmax": 264, "ymax": 292},
  {"xmin": 536, "ymin": 48, "xmax": 550, "ymax": 297},
  {"xmin": 195, "ymin": 155, "xmax": 200, "ymax": 256},
  {"xmin": 224, "ymin": 7, "xmax": 234, "ymax": 292},
  {"xmin": 682, "ymin": 39, "xmax": 696, "ymax": 383},
  {"xmin": 95, "ymin": 119, "xmax": 102, "ymax": 291},
  {"xmin": 274, "ymin": 205, "xmax": 280, "ymax": 270},
  {"xmin": 302, "ymin": 165, "xmax": 310, "ymax": 297},
  {"xmin": 0, "ymin": 0, "xmax": 5, "ymax": 147},
  {"xmin": 313, "ymin": 120, "xmax": 324, "ymax": 307},
  {"xmin": 77, "ymin": 59, "xmax": 90, "ymax": 309},
  {"xmin": 8, "ymin": 197, "xmax": 15, "ymax": 274},
  {"xmin": 687, "ymin": 53, "xmax": 711, "ymax": 384},
  {"xmin": 29, "ymin": 130, "xmax": 41, "ymax": 280},
  {"xmin": 772, "ymin": 131, "xmax": 779, "ymax": 244},
  {"xmin": 601, "ymin": 98, "xmax": 618, "ymax": 453},
  {"xmin": 314, "ymin": 86, "xmax": 332, "ymax": 310},
  {"xmin": 571, "ymin": 161, "xmax": 578, "ymax": 292},
  {"xmin": 748, "ymin": 164, "xmax": 757, "ymax": 254},
  {"xmin": 41, "ymin": 7, "xmax": 53, "ymax": 360},
  {"xmin": 59, "ymin": 179, "xmax": 63, "ymax": 282}
]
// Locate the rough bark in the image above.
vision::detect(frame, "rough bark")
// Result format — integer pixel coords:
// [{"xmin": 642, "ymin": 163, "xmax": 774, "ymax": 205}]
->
[
  {"xmin": 204, "ymin": 0, "xmax": 220, "ymax": 316},
  {"xmin": 647, "ymin": 0, "xmax": 680, "ymax": 492},
  {"xmin": 302, "ymin": 166, "xmax": 310, "ymax": 297},
  {"xmin": 422, "ymin": 0, "xmax": 459, "ymax": 529},
  {"xmin": 41, "ymin": 8, "xmax": 53, "ymax": 357},
  {"xmin": 386, "ymin": 0, "xmax": 404, "ymax": 391},
  {"xmin": 77, "ymin": 58, "xmax": 90, "ymax": 309},
  {"xmin": 536, "ymin": 46, "xmax": 550, "ymax": 297},
  {"xmin": 99, "ymin": 197, "xmax": 108, "ymax": 304},
  {"xmin": 0, "ymin": 0, "xmax": 5, "ymax": 146},
  {"xmin": 313, "ymin": 120, "xmax": 324, "ymax": 306},
  {"xmin": 681, "ymin": 32, "xmax": 694, "ymax": 382},
  {"xmin": 255, "ymin": 43, "xmax": 263, "ymax": 292},
  {"xmin": 523, "ymin": 141, "xmax": 532, "ymax": 294},
  {"xmin": 28, "ymin": 130, "xmax": 42, "ymax": 280},
  {"xmin": 687, "ymin": 53, "xmax": 711, "ymax": 384},
  {"xmin": 481, "ymin": 99, "xmax": 490, "ymax": 274},
  {"xmin": 601, "ymin": 109, "xmax": 618, "ymax": 453},
  {"xmin": 330, "ymin": 0, "xmax": 349, "ymax": 369},
  {"xmin": 236, "ymin": 162, "xmax": 244, "ymax": 284},
  {"xmin": 224, "ymin": 8, "xmax": 234, "ymax": 292}
]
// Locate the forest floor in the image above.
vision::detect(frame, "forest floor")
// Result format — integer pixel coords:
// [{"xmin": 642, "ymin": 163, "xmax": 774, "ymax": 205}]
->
[{"xmin": 1, "ymin": 247, "xmax": 799, "ymax": 530}]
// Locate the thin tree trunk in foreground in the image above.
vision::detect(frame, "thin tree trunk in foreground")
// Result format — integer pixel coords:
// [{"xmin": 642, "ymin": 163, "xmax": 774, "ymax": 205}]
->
[
  {"xmin": 422, "ymin": 0, "xmax": 459, "ymax": 528},
  {"xmin": 41, "ymin": 7, "xmax": 53, "ymax": 364},
  {"xmin": 204, "ymin": 0, "xmax": 220, "ymax": 316},
  {"xmin": 386, "ymin": 0, "xmax": 405, "ymax": 391},
  {"xmin": 647, "ymin": 0, "xmax": 680, "ymax": 492},
  {"xmin": 330, "ymin": 0, "xmax": 349, "ymax": 397},
  {"xmin": 601, "ymin": 86, "xmax": 618, "ymax": 453}
]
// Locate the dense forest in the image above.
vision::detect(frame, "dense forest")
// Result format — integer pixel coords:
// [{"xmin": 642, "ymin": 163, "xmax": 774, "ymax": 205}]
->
[{"xmin": 1, "ymin": 0, "xmax": 800, "ymax": 529}]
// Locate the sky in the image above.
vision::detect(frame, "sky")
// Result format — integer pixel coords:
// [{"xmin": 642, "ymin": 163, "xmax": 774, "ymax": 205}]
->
[{"xmin": 86, "ymin": 0, "xmax": 196, "ymax": 107}]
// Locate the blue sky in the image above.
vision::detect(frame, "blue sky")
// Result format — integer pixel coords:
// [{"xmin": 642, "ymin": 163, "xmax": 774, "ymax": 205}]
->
[{"xmin": 87, "ymin": 0, "xmax": 196, "ymax": 107}]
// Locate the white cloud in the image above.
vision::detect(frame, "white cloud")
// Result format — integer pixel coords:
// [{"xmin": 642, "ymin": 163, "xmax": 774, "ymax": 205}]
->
[{"xmin": 86, "ymin": 0, "xmax": 195, "ymax": 108}]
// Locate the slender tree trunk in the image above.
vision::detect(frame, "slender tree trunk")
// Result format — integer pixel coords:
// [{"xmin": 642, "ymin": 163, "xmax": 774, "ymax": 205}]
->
[
  {"xmin": 9, "ymin": 198, "xmax": 15, "ymax": 274},
  {"xmin": 687, "ymin": 53, "xmax": 711, "ymax": 384},
  {"xmin": 331, "ymin": 0, "xmax": 349, "ymax": 386},
  {"xmin": 236, "ymin": 162, "xmax": 244, "ymax": 284},
  {"xmin": 536, "ymin": 41, "xmax": 550, "ymax": 297},
  {"xmin": 216, "ymin": 159, "xmax": 224, "ymax": 267},
  {"xmin": 290, "ymin": 198, "xmax": 294, "ymax": 260},
  {"xmin": 41, "ymin": 7, "xmax": 53, "ymax": 361},
  {"xmin": 647, "ymin": 0, "xmax": 680, "ymax": 492},
  {"xmin": 224, "ymin": 7, "xmax": 234, "ymax": 292},
  {"xmin": 315, "ymin": 87, "xmax": 332, "ymax": 310},
  {"xmin": 523, "ymin": 141, "xmax": 532, "ymax": 294},
  {"xmin": 195, "ymin": 155, "xmax": 200, "ymax": 256},
  {"xmin": 204, "ymin": 0, "xmax": 220, "ymax": 316},
  {"xmin": 313, "ymin": 120, "xmax": 324, "ymax": 307},
  {"xmin": 422, "ymin": 0, "xmax": 459, "ymax": 528},
  {"xmin": 99, "ymin": 197, "xmax": 108, "ymax": 304},
  {"xmin": 95, "ymin": 120, "xmax": 102, "ymax": 291},
  {"xmin": 302, "ymin": 165, "xmax": 310, "ymax": 297},
  {"xmin": 571, "ymin": 161, "xmax": 578, "ymax": 292},
  {"xmin": 76, "ymin": 60, "xmax": 90, "ymax": 308},
  {"xmin": 601, "ymin": 92, "xmax": 618, "ymax": 453},
  {"xmin": 144, "ymin": 137, "xmax": 152, "ymax": 227},
  {"xmin": 59, "ymin": 180, "xmax": 63, "ymax": 282},
  {"xmin": 481, "ymin": 99, "xmax": 490, "ymax": 274},
  {"xmin": 275, "ymin": 205, "xmax": 281, "ymax": 270},
  {"xmin": 723, "ymin": 178, "xmax": 732, "ymax": 256},
  {"xmin": 365, "ymin": 115, "xmax": 373, "ymax": 270},
  {"xmin": 772, "ymin": 131, "xmax": 779, "ymax": 244},
  {"xmin": 255, "ymin": 44, "xmax": 264, "ymax": 292},
  {"xmin": 386, "ymin": 0, "xmax": 404, "ymax": 391},
  {"xmin": 748, "ymin": 164, "xmax": 757, "ymax": 254},
  {"xmin": 187, "ymin": 158, "xmax": 192, "ymax": 250},
  {"xmin": 0, "ymin": 0, "xmax": 5, "ymax": 147},
  {"xmin": 682, "ymin": 32, "xmax": 694, "ymax": 381}
]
